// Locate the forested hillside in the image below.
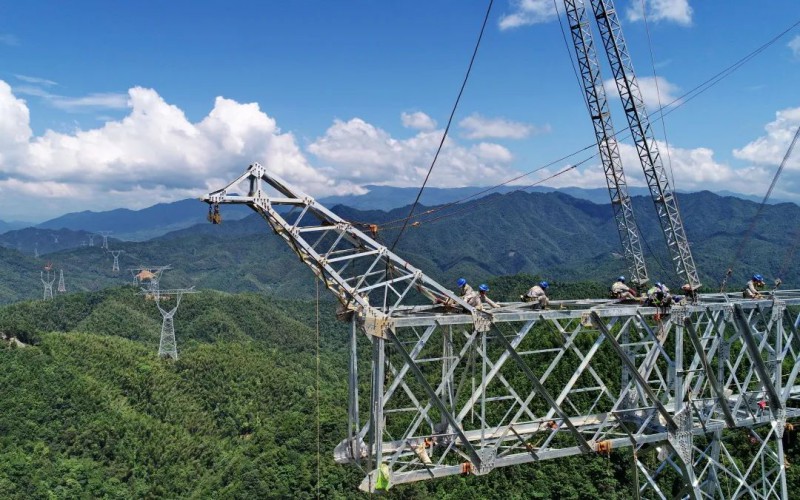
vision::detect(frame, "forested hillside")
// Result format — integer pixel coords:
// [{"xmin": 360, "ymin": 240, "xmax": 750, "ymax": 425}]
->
[
  {"xmin": 2, "ymin": 189, "xmax": 798, "ymax": 305},
  {"xmin": 2, "ymin": 284, "xmax": 799, "ymax": 498}
]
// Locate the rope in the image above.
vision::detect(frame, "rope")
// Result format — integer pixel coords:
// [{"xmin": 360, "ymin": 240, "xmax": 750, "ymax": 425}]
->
[
  {"xmin": 315, "ymin": 278, "xmax": 321, "ymax": 499},
  {"xmin": 720, "ymin": 124, "xmax": 800, "ymax": 291},
  {"xmin": 350, "ymin": 17, "xmax": 800, "ymax": 235},
  {"xmin": 388, "ymin": 0, "xmax": 495, "ymax": 252}
]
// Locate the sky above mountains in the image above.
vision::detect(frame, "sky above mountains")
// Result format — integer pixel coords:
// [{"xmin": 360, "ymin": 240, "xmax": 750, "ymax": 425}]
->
[{"xmin": 1, "ymin": 0, "xmax": 799, "ymax": 222}]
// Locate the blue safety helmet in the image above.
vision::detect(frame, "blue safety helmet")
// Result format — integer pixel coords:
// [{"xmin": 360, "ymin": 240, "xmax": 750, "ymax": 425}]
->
[
  {"xmin": 457, "ymin": 278, "xmax": 467, "ymax": 287},
  {"xmin": 655, "ymin": 282, "xmax": 662, "ymax": 289},
  {"xmin": 618, "ymin": 276, "xmax": 625, "ymax": 282},
  {"xmin": 478, "ymin": 284, "xmax": 489, "ymax": 292},
  {"xmin": 753, "ymin": 274, "xmax": 764, "ymax": 282},
  {"xmin": 539, "ymin": 281, "xmax": 549, "ymax": 289}
]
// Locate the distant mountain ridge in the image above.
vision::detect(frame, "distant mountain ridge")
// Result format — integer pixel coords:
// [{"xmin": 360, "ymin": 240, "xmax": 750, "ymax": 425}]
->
[
  {"xmin": 0, "ymin": 185, "xmax": 785, "ymax": 242},
  {"xmin": 1, "ymin": 188, "xmax": 798, "ymax": 304}
]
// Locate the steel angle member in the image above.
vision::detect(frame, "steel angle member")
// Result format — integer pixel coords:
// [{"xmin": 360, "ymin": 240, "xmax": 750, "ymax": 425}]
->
[{"xmin": 472, "ymin": 310, "xmax": 492, "ymax": 332}]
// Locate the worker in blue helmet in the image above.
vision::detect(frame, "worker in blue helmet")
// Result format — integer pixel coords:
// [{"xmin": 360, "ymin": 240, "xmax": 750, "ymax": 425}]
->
[
  {"xmin": 611, "ymin": 275, "xmax": 636, "ymax": 301},
  {"xmin": 471, "ymin": 283, "xmax": 499, "ymax": 310},
  {"xmin": 523, "ymin": 281, "xmax": 550, "ymax": 309},
  {"xmin": 743, "ymin": 274, "xmax": 766, "ymax": 299},
  {"xmin": 646, "ymin": 281, "xmax": 672, "ymax": 307},
  {"xmin": 456, "ymin": 277, "xmax": 475, "ymax": 300}
]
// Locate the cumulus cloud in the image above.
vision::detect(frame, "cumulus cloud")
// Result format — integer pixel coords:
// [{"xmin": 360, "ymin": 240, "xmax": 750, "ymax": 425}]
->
[
  {"xmin": 733, "ymin": 107, "xmax": 800, "ymax": 169},
  {"xmin": 13, "ymin": 84, "xmax": 128, "ymax": 112},
  {"xmin": 0, "ymin": 81, "xmax": 363, "ymax": 221},
  {"xmin": 626, "ymin": 0, "xmax": 693, "ymax": 26},
  {"xmin": 539, "ymin": 139, "xmax": 772, "ymax": 199},
  {"xmin": 499, "ymin": 0, "xmax": 557, "ymax": 31},
  {"xmin": 459, "ymin": 113, "xmax": 545, "ymax": 139},
  {"xmin": 308, "ymin": 117, "xmax": 517, "ymax": 188},
  {"xmin": 789, "ymin": 35, "xmax": 800, "ymax": 59},
  {"xmin": 401, "ymin": 111, "xmax": 437, "ymax": 130},
  {"xmin": 604, "ymin": 75, "xmax": 682, "ymax": 111}
]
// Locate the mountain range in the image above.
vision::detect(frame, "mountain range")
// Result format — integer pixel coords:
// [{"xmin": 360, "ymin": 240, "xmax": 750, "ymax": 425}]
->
[{"xmin": 0, "ymin": 187, "xmax": 797, "ymax": 305}]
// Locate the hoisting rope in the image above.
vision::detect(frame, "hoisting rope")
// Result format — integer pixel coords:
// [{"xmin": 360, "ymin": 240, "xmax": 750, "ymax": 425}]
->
[
  {"xmin": 388, "ymin": 0, "xmax": 495, "ymax": 252},
  {"xmin": 351, "ymin": 17, "xmax": 800, "ymax": 238},
  {"xmin": 719, "ymin": 124, "xmax": 800, "ymax": 292},
  {"xmin": 315, "ymin": 279, "xmax": 321, "ymax": 499}
]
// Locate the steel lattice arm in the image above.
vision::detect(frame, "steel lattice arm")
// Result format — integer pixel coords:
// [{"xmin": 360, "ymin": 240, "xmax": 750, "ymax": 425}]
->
[
  {"xmin": 202, "ymin": 163, "xmax": 479, "ymax": 334},
  {"xmin": 564, "ymin": 0, "xmax": 649, "ymax": 285},
  {"xmin": 590, "ymin": 0, "xmax": 701, "ymax": 288}
]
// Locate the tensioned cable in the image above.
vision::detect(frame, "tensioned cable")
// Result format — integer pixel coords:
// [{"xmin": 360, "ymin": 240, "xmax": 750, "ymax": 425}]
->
[
  {"xmin": 380, "ymin": 160, "xmax": 587, "ymax": 230},
  {"xmin": 388, "ymin": 0, "xmax": 495, "ymax": 252},
  {"xmin": 315, "ymin": 279, "xmax": 321, "ymax": 499},
  {"xmin": 355, "ymin": 16, "xmax": 800, "ymax": 236},
  {"xmin": 719, "ymin": 124, "xmax": 800, "ymax": 292}
]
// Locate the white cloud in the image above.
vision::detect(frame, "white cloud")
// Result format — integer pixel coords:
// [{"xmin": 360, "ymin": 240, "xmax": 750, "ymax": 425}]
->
[
  {"xmin": 540, "ymin": 139, "xmax": 772, "ymax": 200},
  {"xmin": 0, "ymin": 81, "xmax": 363, "ymax": 221},
  {"xmin": 789, "ymin": 35, "xmax": 800, "ymax": 59},
  {"xmin": 14, "ymin": 74, "xmax": 57, "ymax": 86},
  {"xmin": 499, "ymin": 0, "xmax": 557, "ymax": 31},
  {"xmin": 626, "ymin": 0, "xmax": 693, "ymax": 26},
  {"xmin": 307, "ymin": 118, "xmax": 517, "ymax": 188},
  {"xmin": 401, "ymin": 111, "xmax": 437, "ymax": 130},
  {"xmin": 733, "ymin": 107, "xmax": 800, "ymax": 169},
  {"xmin": 604, "ymin": 75, "xmax": 682, "ymax": 111},
  {"xmin": 459, "ymin": 113, "xmax": 543, "ymax": 139},
  {"xmin": 13, "ymin": 84, "xmax": 128, "ymax": 112}
]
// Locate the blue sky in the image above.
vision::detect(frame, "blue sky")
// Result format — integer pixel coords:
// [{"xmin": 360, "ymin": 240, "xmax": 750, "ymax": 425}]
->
[{"xmin": 1, "ymin": 0, "xmax": 799, "ymax": 222}]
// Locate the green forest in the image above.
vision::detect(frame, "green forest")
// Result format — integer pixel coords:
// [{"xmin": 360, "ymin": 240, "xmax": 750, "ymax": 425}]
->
[{"xmin": 1, "ymin": 278, "xmax": 799, "ymax": 498}]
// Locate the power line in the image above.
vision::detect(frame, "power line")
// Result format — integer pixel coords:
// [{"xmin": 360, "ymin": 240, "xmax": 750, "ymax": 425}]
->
[
  {"xmin": 720, "ymin": 124, "xmax": 800, "ymax": 291},
  {"xmin": 388, "ymin": 0, "xmax": 495, "ymax": 252}
]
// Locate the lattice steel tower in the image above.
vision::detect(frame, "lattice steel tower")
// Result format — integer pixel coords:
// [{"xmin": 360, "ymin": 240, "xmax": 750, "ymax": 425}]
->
[
  {"xmin": 40, "ymin": 269, "xmax": 55, "ymax": 300},
  {"xmin": 57, "ymin": 269, "xmax": 66, "ymax": 293},
  {"xmin": 110, "ymin": 250, "xmax": 123, "ymax": 272},
  {"xmin": 204, "ymin": 163, "xmax": 800, "ymax": 498},
  {"xmin": 98, "ymin": 231, "xmax": 112, "ymax": 250},
  {"xmin": 146, "ymin": 288, "xmax": 197, "ymax": 360}
]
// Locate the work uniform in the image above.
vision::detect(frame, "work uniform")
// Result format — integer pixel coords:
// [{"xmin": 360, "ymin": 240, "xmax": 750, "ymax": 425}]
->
[
  {"xmin": 646, "ymin": 285, "xmax": 671, "ymax": 307},
  {"xmin": 743, "ymin": 280, "xmax": 763, "ymax": 299},
  {"xmin": 459, "ymin": 283, "xmax": 474, "ymax": 300},
  {"xmin": 525, "ymin": 285, "xmax": 549, "ymax": 308},
  {"xmin": 612, "ymin": 281, "xmax": 636, "ymax": 300}
]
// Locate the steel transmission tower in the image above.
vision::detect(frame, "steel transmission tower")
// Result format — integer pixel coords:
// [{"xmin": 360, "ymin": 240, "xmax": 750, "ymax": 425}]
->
[
  {"xmin": 110, "ymin": 250, "xmax": 123, "ymax": 272},
  {"xmin": 98, "ymin": 231, "xmax": 112, "ymax": 250},
  {"xmin": 34, "ymin": 243, "xmax": 39, "ymax": 259},
  {"xmin": 130, "ymin": 265, "xmax": 171, "ymax": 294},
  {"xmin": 204, "ymin": 164, "xmax": 800, "ymax": 497},
  {"xmin": 88, "ymin": 234, "xmax": 95, "ymax": 247},
  {"xmin": 564, "ymin": 0, "xmax": 648, "ymax": 285},
  {"xmin": 40, "ymin": 269, "xmax": 55, "ymax": 300},
  {"xmin": 144, "ymin": 288, "xmax": 197, "ymax": 360},
  {"xmin": 57, "ymin": 269, "xmax": 66, "ymax": 293}
]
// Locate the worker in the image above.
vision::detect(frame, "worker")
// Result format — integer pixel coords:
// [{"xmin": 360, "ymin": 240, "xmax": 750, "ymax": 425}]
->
[
  {"xmin": 611, "ymin": 276, "xmax": 637, "ymax": 301},
  {"xmin": 743, "ymin": 274, "xmax": 766, "ymax": 299},
  {"xmin": 680, "ymin": 283, "xmax": 698, "ymax": 304},
  {"xmin": 523, "ymin": 281, "xmax": 550, "ymax": 309},
  {"xmin": 473, "ymin": 283, "xmax": 499, "ymax": 310},
  {"xmin": 645, "ymin": 282, "xmax": 671, "ymax": 307},
  {"xmin": 457, "ymin": 278, "xmax": 474, "ymax": 300}
]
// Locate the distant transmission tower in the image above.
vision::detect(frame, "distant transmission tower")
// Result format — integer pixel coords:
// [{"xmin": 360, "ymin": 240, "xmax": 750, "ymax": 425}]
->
[
  {"xmin": 57, "ymin": 269, "xmax": 66, "ymax": 293},
  {"xmin": 88, "ymin": 235, "xmax": 95, "ymax": 247},
  {"xmin": 98, "ymin": 231, "xmax": 112, "ymax": 250},
  {"xmin": 110, "ymin": 250, "xmax": 124, "ymax": 272},
  {"xmin": 34, "ymin": 243, "xmax": 39, "ymax": 259},
  {"xmin": 146, "ymin": 288, "xmax": 197, "ymax": 360},
  {"xmin": 130, "ymin": 265, "xmax": 171, "ymax": 292},
  {"xmin": 40, "ymin": 266, "xmax": 55, "ymax": 300}
]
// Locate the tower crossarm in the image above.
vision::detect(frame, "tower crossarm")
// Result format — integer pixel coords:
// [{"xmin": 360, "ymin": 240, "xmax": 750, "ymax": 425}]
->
[
  {"xmin": 202, "ymin": 163, "xmax": 479, "ymax": 332},
  {"xmin": 590, "ymin": 0, "xmax": 700, "ymax": 288}
]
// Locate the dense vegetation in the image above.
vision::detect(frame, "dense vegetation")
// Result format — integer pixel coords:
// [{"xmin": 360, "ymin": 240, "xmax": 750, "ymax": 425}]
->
[
  {"xmin": 3, "ymin": 189, "xmax": 799, "ymax": 305},
  {"xmin": 1, "ymin": 282, "xmax": 799, "ymax": 498}
]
